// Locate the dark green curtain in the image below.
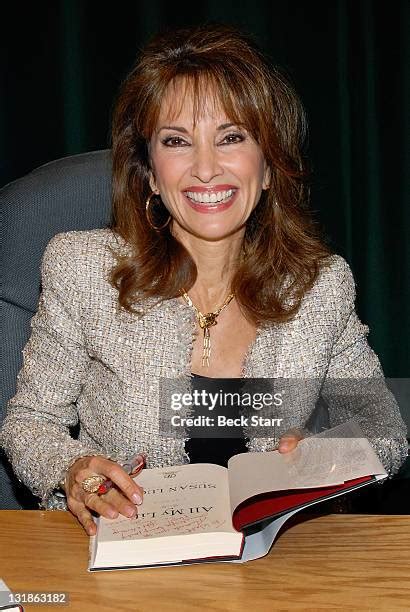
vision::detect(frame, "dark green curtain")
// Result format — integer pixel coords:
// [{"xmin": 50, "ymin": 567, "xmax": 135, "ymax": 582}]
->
[{"xmin": 2, "ymin": 0, "xmax": 409, "ymax": 377}]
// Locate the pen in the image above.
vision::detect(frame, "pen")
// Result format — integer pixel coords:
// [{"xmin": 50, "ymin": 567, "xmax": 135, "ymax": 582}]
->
[{"xmin": 97, "ymin": 453, "xmax": 147, "ymax": 496}]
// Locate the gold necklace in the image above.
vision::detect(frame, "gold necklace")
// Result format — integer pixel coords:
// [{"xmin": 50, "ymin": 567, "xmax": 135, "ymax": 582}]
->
[{"xmin": 180, "ymin": 289, "xmax": 235, "ymax": 367}]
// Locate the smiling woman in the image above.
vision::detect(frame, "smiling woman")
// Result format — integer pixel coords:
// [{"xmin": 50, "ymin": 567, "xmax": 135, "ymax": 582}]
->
[{"xmin": 0, "ymin": 24, "xmax": 407, "ymax": 535}]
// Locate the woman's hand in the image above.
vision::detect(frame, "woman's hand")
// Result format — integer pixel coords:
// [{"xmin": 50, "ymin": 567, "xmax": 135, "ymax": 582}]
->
[
  {"xmin": 277, "ymin": 430, "xmax": 304, "ymax": 453},
  {"xmin": 64, "ymin": 455, "xmax": 144, "ymax": 535}
]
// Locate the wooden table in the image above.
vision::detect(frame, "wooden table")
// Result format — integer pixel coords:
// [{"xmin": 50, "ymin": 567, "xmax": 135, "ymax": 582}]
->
[{"xmin": 0, "ymin": 511, "xmax": 409, "ymax": 611}]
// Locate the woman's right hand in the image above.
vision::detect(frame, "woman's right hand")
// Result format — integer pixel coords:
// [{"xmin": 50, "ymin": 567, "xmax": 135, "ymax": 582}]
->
[{"xmin": 64, "ymin": 455, "xmax": 145, "ymax": 535}]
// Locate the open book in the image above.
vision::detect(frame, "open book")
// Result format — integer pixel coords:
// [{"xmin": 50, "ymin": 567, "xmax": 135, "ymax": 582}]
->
[{"xmin": 88, "ymin": 421, "xmax": 387, "ymax": 571}]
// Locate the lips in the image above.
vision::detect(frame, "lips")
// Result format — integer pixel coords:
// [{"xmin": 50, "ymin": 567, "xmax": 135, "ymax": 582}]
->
[{"xmin": 182, "ymin": 185, "xmax": 238, "ymax": 213}]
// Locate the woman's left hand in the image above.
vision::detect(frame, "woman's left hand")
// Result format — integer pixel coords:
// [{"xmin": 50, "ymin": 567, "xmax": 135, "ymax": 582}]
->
[{"xmin": 278, "ymin": 430, "xmax": 304, "ymax": 453}]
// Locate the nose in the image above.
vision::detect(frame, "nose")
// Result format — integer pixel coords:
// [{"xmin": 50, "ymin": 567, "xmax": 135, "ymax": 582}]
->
[{"xmin": 190, "ymin": 142, "xmax": 223, "ymax": 183}]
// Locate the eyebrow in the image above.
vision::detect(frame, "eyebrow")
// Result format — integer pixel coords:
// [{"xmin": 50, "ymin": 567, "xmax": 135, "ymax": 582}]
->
[{"xmin": 157, "ymin": 123, "xmax": 238, "ymax": 134}]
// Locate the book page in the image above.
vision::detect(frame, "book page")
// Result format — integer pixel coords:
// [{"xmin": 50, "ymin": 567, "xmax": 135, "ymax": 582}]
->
[
  {"xmin": 96, "ymin": 463, "xmax": 237, "ymax": 544},
  {"xmin": 228, "ymin": 420, "xmax": 387, "ymax": 514}
]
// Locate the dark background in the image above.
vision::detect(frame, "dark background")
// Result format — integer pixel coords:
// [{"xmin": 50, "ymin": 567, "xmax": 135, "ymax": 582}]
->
[{"xmin": 2, "ymin": 0, "xmax": 409, "ymax": 378}]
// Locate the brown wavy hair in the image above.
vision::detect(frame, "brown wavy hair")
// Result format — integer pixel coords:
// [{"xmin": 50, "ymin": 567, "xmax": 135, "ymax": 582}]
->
[{"xmin": 110, "ymin": 24, "xmax": 331, "ymax": 324}]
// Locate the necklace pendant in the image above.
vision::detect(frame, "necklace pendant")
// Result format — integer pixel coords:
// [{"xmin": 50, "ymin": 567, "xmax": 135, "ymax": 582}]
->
[
  {"xmin": 202, "ymin": 327, "xmax": 211, "ymax": 367},
  {"xmin": 180, "ymin": 289, "xmax": 234, "ymax": 368},
  {"xmin": 199, "ymin": 313, "xmax": 217, "ymax": 329}
]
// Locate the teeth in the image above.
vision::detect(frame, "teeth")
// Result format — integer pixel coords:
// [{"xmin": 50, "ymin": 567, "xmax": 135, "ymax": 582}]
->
[{"xmin": 185, "ymin": 189, "xmax": 234, "ymax": 204}]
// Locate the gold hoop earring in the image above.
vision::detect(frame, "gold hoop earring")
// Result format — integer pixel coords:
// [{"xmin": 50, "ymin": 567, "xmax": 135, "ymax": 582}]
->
[{"xmin": 145, "ymin": 193, "xmax": 171, "ymax": 231}]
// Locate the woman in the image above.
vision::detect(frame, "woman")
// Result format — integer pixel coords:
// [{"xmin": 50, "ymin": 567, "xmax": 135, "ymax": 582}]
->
[{"xmin": 1, "ymin": 25, "xmax": 407, "ymax": 535}]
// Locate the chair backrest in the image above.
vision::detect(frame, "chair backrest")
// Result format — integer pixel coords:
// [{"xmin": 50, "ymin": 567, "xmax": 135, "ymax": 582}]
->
[{"xmin": 1, "ymin": 150, "xmax": 112, "ymax": 508}]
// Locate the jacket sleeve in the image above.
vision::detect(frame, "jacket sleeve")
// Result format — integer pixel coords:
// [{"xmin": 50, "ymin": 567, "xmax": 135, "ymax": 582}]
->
[
  {"xmin": 0, "ymin": 233, "xmax": 110, "ymax": 508},
  {"xmin": 322, "ymin": 258, "xmax": 408, "ymax": 477}
]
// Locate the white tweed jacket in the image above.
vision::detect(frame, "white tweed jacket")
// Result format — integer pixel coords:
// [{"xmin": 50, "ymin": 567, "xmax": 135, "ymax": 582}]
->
[{"xmin": 1, "ymin": 229, "xmax": 407, "ymax": 508}]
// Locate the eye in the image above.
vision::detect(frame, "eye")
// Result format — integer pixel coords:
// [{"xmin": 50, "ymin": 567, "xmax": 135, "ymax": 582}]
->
[
  {"xmin": 219, "ymin": 132, "xmax": 246, "ymax": 145},
  {"xmin": 161, "ymin": 136, "xmax": 189, "ymax": 147}
]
